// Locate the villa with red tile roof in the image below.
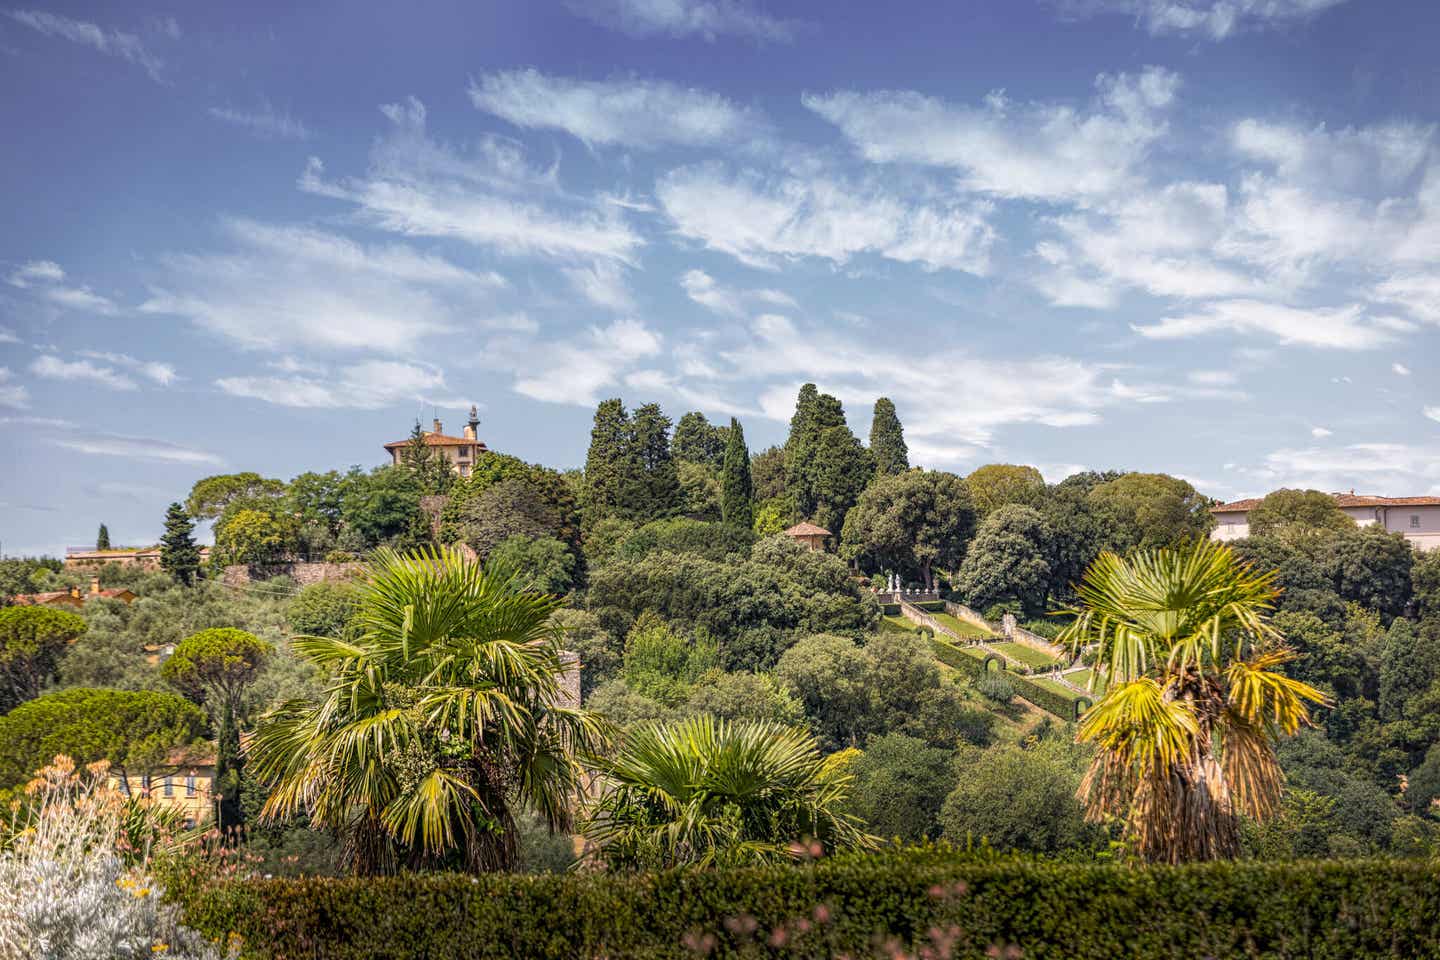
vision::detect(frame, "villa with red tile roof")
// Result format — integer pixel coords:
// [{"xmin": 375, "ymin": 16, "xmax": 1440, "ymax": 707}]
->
[
  {"xmin": 12, "ymin": 576, "xmax": 136, "ymax": 608},
  {"xmin": 1211, "ymin": 492, "xmax": 1440, "ymax": 552},
  {"xmin": 382, "ymin": 406, "xmax": 487, "ymax": 479}
]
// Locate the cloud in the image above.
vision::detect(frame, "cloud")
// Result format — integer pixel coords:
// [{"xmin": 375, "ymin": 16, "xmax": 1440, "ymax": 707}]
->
[
  {"xmin": 140, "ymin": 217, "xmax": 504, "ymax": 353},
  {"xmin": 1133, "ymin": 299, "xmax": 1396, "ymax": 349},
  {"xmin": 6, "ymin": 258, "xmax": 117, "ymax": 313},
  {"xmin": 76, "ymin": 351, "xmax": 179, "ymax": 385},
  {"xmin": 1058, "ymin": 0, "xmax": 1350, "ymax": 39},
  {"xmin": 680, "ymin": 269, "xmax": 797, "ymax": 316},
  {"xmin": 563, "ymin": 261, "xmax": 634, "ymax": 311},
  {"xmin": 569, "ymin": 0, "xmax": 798, "ymax": 42},
  {"xmin": 805, "ymin": 67, "xmax": 1179, "ymax": 201},
  {"xmin": 1311, "ymin": 426, "xmax": 1332, "ymax": 438},
  {"xmin": 0, "ymin": 368, "xmax": 29, "ymax": 409},
  {"xmin": 1426, "ymin": 407, "xmax": 1440, "ymax": 425},
  {"xmin": 216, "ymin": 360, "xmax": 463, "ymax": 409},
  {"xmin": 1393, "ymin": 363, "xmax": 1411, "ymax": 376},
  {"xmin": 712, "ymin": 313, "xmax": 1168, "ymax": 457},
  {"xmin": 49, "ymin": 432, "xmax": 223, "ymax": 465},
  {"xmin": 1188, "ymin": 369, "xmax": 1238, "ymax": 386},
  {"xmin": 208, "ymin": 101, "xmax": 312, "ymax": 141},
  {"xmin": 30, "ymin": 354, "xmax": 137, "ymax": 390},
  {"xmin": 5, "ymin": 9, "xmax": 163, "ymax": 79},
  {"xmin": 1251, "ymin": 441, "xmax": 1440, "ymax": 494},
  {"xmin": 469, "ymin": 70, "xmax": 763, "ymax": 149},
  {"xmin": 6, "ymin": 260, "xmax": 64, "ymax": 287},
  {"xmin": 508, "ymin": 318, "xmax": 663, "ymax": 406},
  {"xmin": 657, "ymin": 164, "xmax": 994, "ymax": 273},
  {"xmin": 0, "ymin": 327, "xmax": 18, "ymax": 344},
  {"xmin": 298, "ymin": 98, "xmax": 642, "ymax": 263}
]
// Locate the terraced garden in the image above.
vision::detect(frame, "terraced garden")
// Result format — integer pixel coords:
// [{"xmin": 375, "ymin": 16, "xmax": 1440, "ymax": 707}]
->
[
  {"xmin": 1065, "ymin": 668, "xmax": 1108, "ymax": 696},
  {"xmin": 990, "ymin": 641, "xmax": 1064, "ymax": 670},
  {"xmin": 928, "ymin": 610, "xmax": 992, "ymax": 639}
]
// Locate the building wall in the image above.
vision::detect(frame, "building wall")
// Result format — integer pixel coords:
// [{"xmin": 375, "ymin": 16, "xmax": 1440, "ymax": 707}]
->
[
  {"xmin": 1211, "ymin": 505, "xmax": 1440, "ymax": 551},
  {"xmin": 110, "ymin": 766, "xmax": 215, "ymax": 826}
]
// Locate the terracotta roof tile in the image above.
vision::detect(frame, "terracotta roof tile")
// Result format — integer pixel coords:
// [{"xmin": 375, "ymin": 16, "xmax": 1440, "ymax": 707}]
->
[
  {"xmin": 783, "ymin": 522, "xmax": 832, "ymax": 537},
  {"xmin": 383, "ymin": 432, "xmax": 488, "ymax": 449},
  {"xmin": 1212, "ymin": 492, "xmax": 1440, "ymax": 513}
]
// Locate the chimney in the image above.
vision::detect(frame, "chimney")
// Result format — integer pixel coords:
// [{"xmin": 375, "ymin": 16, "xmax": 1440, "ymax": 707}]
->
[
  {"xmin": 69, "ymin": 585, "xmax": 81, "ymax": 599},
  {"xmin": 90, "ymin": 576, "xmax": 101, "ymax": 595},
  {"xmin": 432, "ymin": 418, "xmax": 443, "ymax": 434}
]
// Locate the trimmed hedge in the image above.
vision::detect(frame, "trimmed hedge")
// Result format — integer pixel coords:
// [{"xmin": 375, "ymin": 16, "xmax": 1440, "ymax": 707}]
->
[
  {"xmin": 173, "ymin": 853, "xmax": 1440, "ymax": 959},
  {"xmin": 1009, "ymin": 672, "xmax": 1087, "ymax": 720},
  {"xmin": 929, "ymin": 637, "xmax": 988, "ymax": 679}
]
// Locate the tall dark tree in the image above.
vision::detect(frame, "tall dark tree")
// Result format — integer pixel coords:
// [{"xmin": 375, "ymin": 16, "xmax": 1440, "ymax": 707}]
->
[
  {"xmin": 672, "ymin": 411, "xmax": 725, "ymax": 468},
  {"xmin": 720, "ymin": 418, "xmax": 753, "ymax": 529},
  {"xmin": 783, "ymin": 384, "xmax": 871, "ymax": 531},
  {"xmin": 868, "ymin": 397, "xmax": 908, "ymax": 476},
  {"xmin": 95, "ymin": 523, "xmax": 110, "ymax": 551},
  {"xmin": 584, "ymin": 399, "xmax": 637, "ymax": 524},
  {"xmin": 159, "ymin": 502, "xmax": 202, "ymax": 586},
  {"xmin": 400, "ymin": 421, "xmax": 454, "ymax": 495},
  {"xmin": 630, "ymin": 403, "xmax": 683, "ymax": 520}
]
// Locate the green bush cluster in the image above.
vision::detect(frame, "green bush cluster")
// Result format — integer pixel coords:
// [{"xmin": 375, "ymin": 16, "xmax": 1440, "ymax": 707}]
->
[{"xmin": 173, "ymin": 853, "xmax": 1440, "ymax": 959}]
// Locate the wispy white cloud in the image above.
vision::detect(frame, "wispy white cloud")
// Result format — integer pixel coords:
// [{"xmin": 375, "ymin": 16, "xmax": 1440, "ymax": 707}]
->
[
  {"xmin": 1426, "ymin": 407, "xmax": 1440, "ymax": 425},
  {"xmin": 77, "ymin": 351, "xmax": 179, "ymax": 385},
  {"xmin": 469, "ymin": 70, "xmax": 763, "ymax": 149},
  {"xmin": 1134, "ymin": 300, "xmax": 1396, "ymax": 349},
  {"xmin": 0, "ymin": 368, "xmax": 29, "ymax": 410},
  {"xmin": 563, "ymin": 261, "xmax": 634, "ymax": 311},
  {"xmin": 1249, "ymin": 441, "xmax": 1440, "ymax": 494},
  {"xmin": 140, "ymin": 217, "xmax": 504, "ymax": 354},
  {"xmin": 658, "ymin": 164, "xmax": 993, "ymax": 273},
  {"xmin": 49, "ymin": 432, "xmax": 223, "ymax": 465},
  {"xmin": 1393, "ymin": 363, "xmax": 1412, "ymax": 376},
  {"xmin": 30, "ymin": 354, "xmax": 137, "ymax": 390},
  {"xmin": 1057, "ymin": 0, "xmax": 1350, "ymax": 40},
  {"xmin": 216, "ymin": 360, "xmax": 464, "ymax": 410},
  {"xmin": 680, "ymin": 269, "xmax": 797, "ymax": 316},
  {"xmin": 6, "ymin": 258, "xmax": 117, "ymax": 314},
  {"xmin": 299, "ymin": 97, "xmax": 642, "ymax": 263},
  {"xmin": 6, "ymin": 260, "xmax": 64, "ymax": 287},
  {"xmin": 569, "ymin": 0, "xmax": 799, "ymax": 42},
  {"xmin": 5, "ymin": 9, "xmax": 164, "ymax": 79},
  {"xmin": 508, "ymin": 318, "xmax": 663, "ymax": 406},
  {"xmin": 0, "ymin": 327, "xmax": 19, "ymax": 345},
  {"xmin": 805, "ymin": 67, "xmax": 1179, "ymax": 201},
  {"xmin": 208, "ymin": 101, "xmax": 312, "ymax": 141},
  {"xmin": 1311, "ymin": 426, "xmax": 1332, "ymax": 438}
]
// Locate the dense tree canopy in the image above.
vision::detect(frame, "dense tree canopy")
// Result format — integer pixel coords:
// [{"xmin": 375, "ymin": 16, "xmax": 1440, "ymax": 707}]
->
[
  {"xmin": 965, "ymin": 464, "xmax": 1045, "ymax": 516},
  {"xmin": 0, "ymin": 605, "xmax": 87, "ymax": 712},
  {"xmin": 1088, "ymin": 472, "xmax": 1214, "ymax": 550},
  {"xmin": 161, "ymin": 626, "xmax": 272, "ymax": 718},
  {"xmin": 841, "ymin": 469, "xmax": 974, "ymax": 590},
  {"xmin": 672, "ymin": 411, "xmax": 725, "ymax": 468},
  {"xmin": 783, "ymin": 384, "xmax": 872, "ymax": 532},
  {"xmin": 1248, "ymin": 489, "xmax": 1356, "ymax": 539},
  {"xmin": 186, "ymin": 472, "xmax": 286, "ymax": 520},
  {"xmin": 0, "ymin": 687, "xmax": 207, "ymax": 788},
  {"xmin": 955, "ymin": 504, "xmax": 1052, "ymax": 615}
]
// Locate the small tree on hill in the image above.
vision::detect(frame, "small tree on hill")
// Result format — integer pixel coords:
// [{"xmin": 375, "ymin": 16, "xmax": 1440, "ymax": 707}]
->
[
  {"xmin": 401, "ymin": 421, "xmax": 454, "ymax": 495},
  {"xmin": 720, "ymin": 417, "xmax": 753, "ymax": 529},
  {"xmin": 159, "ymin": 502, "xmax": 202, "ymax": 586},
  {"xmin": 95, "ymin": 523, "xmax": 110, "ymax": 551}
]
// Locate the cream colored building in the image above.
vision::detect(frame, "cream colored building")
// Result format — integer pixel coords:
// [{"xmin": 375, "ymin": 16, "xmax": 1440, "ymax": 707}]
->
[
  {"xmin": 64, "ymin": 546, "xmax": 212, "ymax": 569},
  {"xmin": 1212, "ymin": 492, "xmax": 1440, "ymax": 551},
  {"xmin": 108, "ymin": 743, "xmax": 217, "ymax": 828},
  {"xmin": 383, "ymin": 407, "xmax": 487, "ymax": 479}
]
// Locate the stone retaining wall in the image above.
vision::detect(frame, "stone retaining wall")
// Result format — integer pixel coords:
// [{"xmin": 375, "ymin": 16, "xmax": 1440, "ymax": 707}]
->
[{"xmin": 221, "ymin": 561, "xmax": 365, "ymax": 587}]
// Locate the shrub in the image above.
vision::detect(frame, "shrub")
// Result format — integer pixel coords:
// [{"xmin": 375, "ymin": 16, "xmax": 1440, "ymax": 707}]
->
[
  {"xmin": 0, "ymin": 756, "xmax": 230, "ymax": 959},
  {"xmin": 175, "ymin": 852, "xmax": 1440, "ymax": 959},
  {"xmin": 975, "ymin": 672, "xmax": 1015, "ymax": 704}
]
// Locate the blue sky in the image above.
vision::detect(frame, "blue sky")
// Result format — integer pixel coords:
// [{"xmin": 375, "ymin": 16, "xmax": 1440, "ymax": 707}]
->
[{"xmin": 3, "ymin": 0, "xmax": 1440, "ymax": 555}]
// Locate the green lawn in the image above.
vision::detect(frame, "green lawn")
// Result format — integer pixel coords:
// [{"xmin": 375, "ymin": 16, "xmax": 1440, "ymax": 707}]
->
[
  {"xmin": 928, "ymin": 611, "xmax": 992, "ymax": 639},
  {"xmin": 1065, "ymin": 668, "xmax": 1108, "ymax": 696},
  {"xmin": 990, "ymin": 641, "xmax": 1063, "ymax": 670},
  {"xmin": 882, "ymin": 615, "xmax": 916, "ymax": 632},
  {"xmin": 1029, "ymin": 676, "xmax": 1086, "ymax": 701}
]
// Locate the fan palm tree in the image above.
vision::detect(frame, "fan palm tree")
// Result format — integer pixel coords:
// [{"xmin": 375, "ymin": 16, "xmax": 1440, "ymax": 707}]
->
[
  {"xmin": 249, "ymin": 546, "xmax": 609, "ymax": 875},
  {"xmin": 1056, "ymin": 540, "xmax": 1328, "ymax": 863},
  {"xmin": 583, "ymin": 715, "xmax": 874, "ymax": 870}
]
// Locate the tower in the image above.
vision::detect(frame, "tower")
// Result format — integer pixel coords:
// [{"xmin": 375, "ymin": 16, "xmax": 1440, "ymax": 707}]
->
[{"xmin": 463, "ymin": 404, "xmax": 480, "ymax": 441}]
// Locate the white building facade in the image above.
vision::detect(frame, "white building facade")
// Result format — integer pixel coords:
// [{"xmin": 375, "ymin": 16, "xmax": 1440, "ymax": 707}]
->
[{"xmin": 1212, "ymin": 493, "xmax": 1440, "ymax": 552}]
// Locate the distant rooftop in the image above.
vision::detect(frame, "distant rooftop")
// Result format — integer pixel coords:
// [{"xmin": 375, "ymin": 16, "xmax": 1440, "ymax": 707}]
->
[{"xmin": 1212, "ymin": 492, "xmax": 1440, "ymax": 513}]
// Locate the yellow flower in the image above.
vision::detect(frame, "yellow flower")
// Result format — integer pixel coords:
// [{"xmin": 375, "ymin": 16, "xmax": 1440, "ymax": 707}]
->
[{"xmin": 152, "ymin": 943, "xmax": 169, "ymax": 953}]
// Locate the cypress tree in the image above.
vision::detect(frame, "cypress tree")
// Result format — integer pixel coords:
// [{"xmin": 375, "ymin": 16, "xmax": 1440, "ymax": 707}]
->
[
  {"xmin": 584, "ymin": 399, "xmax": 635, "ymax": 523},
  {"xmin": 159, "ymin": 502, "xmax": 202, "ymax": 585},
  {"xmin": 672, "ymin": 411, "xmax": 725, "ymax": 468},
  {"xmin": 869, "ymin": 397, "xmax": 909, "ymax": 476},
  {"xmin": 215, "ymin": 703, "xmax": 243, "ymax": 831},
  {"xmin": 95, "ymin": 523, "xmax": 110, "ymax": 551},
  {"xmin": 783, "ymin": 384, "xmax": 870, "ymax": 527},
  {"xmin": 720, "ymin": 417, "xmax": 753, "ymax": 529},
  {"xmin": 630, "ymin": 403, "xmax": 682, "ymax": 520}
]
